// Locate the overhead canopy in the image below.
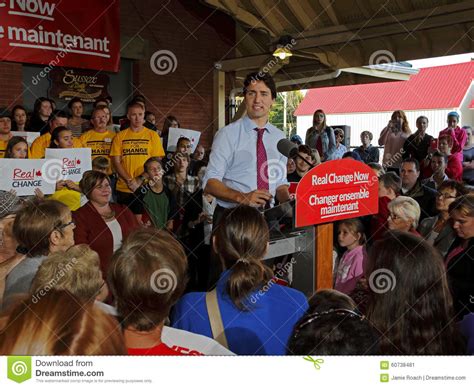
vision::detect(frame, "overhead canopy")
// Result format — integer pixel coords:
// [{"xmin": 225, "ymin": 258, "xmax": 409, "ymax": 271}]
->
[{"xmin": 203, "ymin": 0, "xmax": 474, "ymax": 91}]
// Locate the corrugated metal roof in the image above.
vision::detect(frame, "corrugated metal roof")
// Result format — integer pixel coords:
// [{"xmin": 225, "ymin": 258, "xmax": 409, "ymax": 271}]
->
[{"xmin": 295, "ymin": 62, "xmax": 474, "ymax": 115}]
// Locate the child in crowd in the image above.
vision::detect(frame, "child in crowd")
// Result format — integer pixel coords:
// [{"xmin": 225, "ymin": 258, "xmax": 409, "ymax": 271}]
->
[
  {"xmin": 108, "ymin": 228, "xmax": 232, "ymax": 356},
  {"xmin": 4, "ymin": 137, "xmax": 28, "ymax": 159},
  {"xmin": 48, "ymin": 126, "xmax": 83, "ymax": 210},
  {"xmin": 287, "ymin": 145, "xmax": 314, "ymax": 183},
  {"xmin": 131, "ymin": 157, "xmax": 177, "ymax": 229},
  {"xmin": 92, "ymin": 156, "xmax": 110, "ymax": 174},
  {"xmin": 171, "ymin": 206, "xmax": 308, "ymax": 355},
  {"xmin": 423, "ymin": 151, "xmax": 449, "ymax": 190},
  {"xmin": 334, "ymin": 219, "xmax": 367, "ymax": 295},
  {"xmin": 438, "ymin": 135, "xmax": 463, "ymax": 181}
]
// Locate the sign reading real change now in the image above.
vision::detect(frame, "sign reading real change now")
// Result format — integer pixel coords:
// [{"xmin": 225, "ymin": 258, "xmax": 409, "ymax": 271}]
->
[
  {"xmin": 45, "ymin": 148, "xmax": 92, "ymax": 182},
  {"xmin": 0, "ymin": 159, "xmax": 56, "ymax": 196},
  {"xmin": 295, "ymin": 160, "xmax": 378, "ymax": 227}
]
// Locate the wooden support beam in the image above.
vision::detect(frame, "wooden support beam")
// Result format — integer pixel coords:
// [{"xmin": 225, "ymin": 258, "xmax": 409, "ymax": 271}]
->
[
  {"xmin": 296, "ymin": 8, "xmax": 474, "ymax": 51},
  {"xmin": 213, "ymin": 69, "xmax": 225, "ymax": 135},
  {"xmin": 248, "ymin": 0, "xmax": 283, "ymax": 37},
  {"xmin": 204, "ymin": 0, "xmax": 276, "ymax": 37},
  {"xmin": 319, "ymin": 0, "xmax": 340, "ymax": 26},
  {"xmin": 314, "ymin": 223, "xmax": 334, "ymax": 290},
  {"xmin": 284, "ymin": 0, "xmax": 319, "ymax": 31}
]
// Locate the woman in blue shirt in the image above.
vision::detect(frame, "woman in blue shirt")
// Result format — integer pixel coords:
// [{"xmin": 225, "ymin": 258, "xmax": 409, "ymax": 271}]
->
[{"xmin": 170, "ymin": 206, "xmax": 308, "ymax": 355}]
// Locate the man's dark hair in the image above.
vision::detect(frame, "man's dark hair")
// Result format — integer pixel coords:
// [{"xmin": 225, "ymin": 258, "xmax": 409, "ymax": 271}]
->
[
  {"xmin": 297, "ymin": 144, "xmax": 312, "ymax": 156},
  {"xmin": 401, "ymin": 157, "xmax": 420, "ymax": 172},
  {"xmin": 144, "ymin": 157, "xmax": 163, "ymax": 173},
  {"xmin": 67, "ymin": 97, "xmax": 83, "ymax": 110},
  {"xmin": 243, "ymin": 72, "xmax": 277, "ymax": 99},
  {"xmin": 431, "ymin": 151, "xmax": 448, "ymax": 164},
  {"xmin": 49, "ymin": 110, "xmax": 69, "ymax": 122}
]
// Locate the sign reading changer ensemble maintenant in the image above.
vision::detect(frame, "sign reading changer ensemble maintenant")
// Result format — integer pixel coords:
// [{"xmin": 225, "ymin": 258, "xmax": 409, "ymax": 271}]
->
[{"xmin": 295, "ymin": 159, "xmax": 378, "ymax": 227}]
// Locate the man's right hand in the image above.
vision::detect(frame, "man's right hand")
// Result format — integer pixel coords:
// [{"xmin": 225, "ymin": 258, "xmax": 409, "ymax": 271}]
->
[{"xmin": 242, "ymin": 190, "xmax": 272, "ymax": 206}]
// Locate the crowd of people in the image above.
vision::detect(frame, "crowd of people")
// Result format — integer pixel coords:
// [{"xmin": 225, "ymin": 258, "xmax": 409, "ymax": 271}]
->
[{"xmin": 0, "ymin": 71, "xmax": 474, "ymax": 356}]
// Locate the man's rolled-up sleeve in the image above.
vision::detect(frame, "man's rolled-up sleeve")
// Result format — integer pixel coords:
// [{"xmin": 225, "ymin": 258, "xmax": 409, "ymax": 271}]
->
[{"xmin": 202, "ymin": 129, "xmax": 231, "ymax": 190}]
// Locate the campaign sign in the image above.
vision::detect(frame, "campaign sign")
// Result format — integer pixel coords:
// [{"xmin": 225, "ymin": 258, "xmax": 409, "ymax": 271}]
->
[
  {"xmin": 45, "ymin": 148, "xmax": 92, "ymax": 181},
  {"xmin": 167, "ymin": 128, "xmax": 201, "ymax": 152},
  {"xmin": 0, "ymin": 159, "xmax": 55, "ymax": 195},
  {"xmin": 10, "ymin": 131, "xmax": 41, "ymax": 146},
  {"xmin": 295, "ymin": 160, "xmax": 378, "ymax": 227}
]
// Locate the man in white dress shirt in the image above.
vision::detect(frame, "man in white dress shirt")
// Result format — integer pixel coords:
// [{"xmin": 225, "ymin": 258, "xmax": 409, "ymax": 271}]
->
[{"xmin": 203, "ymin": 72, "xmax": 290, "ymax": 225}]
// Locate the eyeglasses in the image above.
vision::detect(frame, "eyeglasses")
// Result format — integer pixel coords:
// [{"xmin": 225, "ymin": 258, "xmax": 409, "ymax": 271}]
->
[
  {"xmin": 58, "ymin": 220, "xmax": 75, "ymax": 229},
  {"xmin": 437, "ymin": 192, "xmax": 456, "ymax": 200}
]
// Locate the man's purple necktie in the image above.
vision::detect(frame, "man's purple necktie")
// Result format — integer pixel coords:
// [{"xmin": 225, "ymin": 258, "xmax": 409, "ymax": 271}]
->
[{"xmin": 255, "ymin": 128, "xmax": 269, "ymax": 191}]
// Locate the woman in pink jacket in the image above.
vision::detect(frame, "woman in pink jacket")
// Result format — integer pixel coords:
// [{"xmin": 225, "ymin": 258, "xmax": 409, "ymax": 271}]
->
[
  {"xmin": 438, "ymin": 111, "xmax": 467, "ymax": 167},
  {"xmin": 378, "ymin": 110, "xmax": 411, "ymax": 172}
]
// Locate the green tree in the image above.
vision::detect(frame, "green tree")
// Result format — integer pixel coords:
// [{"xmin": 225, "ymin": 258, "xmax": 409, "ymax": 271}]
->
[{"xmin": 269, "ymin": 91, "xmax": 304, "ymax": 137}]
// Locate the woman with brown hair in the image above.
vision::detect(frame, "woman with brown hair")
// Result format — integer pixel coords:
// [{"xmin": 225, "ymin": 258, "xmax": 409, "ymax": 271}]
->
[
  {"xmin": 0, "ymin": 291, "xmax": 126, "ymax": 355},
  {"xmin": 67, "ymin": 97, "xmax": 89, "ymax": 137},
  {"xmin": 378, "ymin": 110, "xmax": 411, "ymax": 171},
  {"xmin": 304, "ymin": 109, "xmax": 335, "ymax": 161},
  {"xmin": 366, "ymin": 231, "xmax": 465, "ymax": 354},
  {"xmin": 171, "ymin": 205, "xmax": 308, "ymax": 355},
  {"xmin": 74, "ymin": 171, "xmax": 139, "ymax": 277}
]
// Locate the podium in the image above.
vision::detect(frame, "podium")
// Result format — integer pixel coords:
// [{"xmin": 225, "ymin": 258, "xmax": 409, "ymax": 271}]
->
[{"xmin": 263, "ymin": 159, "xmax": 378, "ymax": 296}]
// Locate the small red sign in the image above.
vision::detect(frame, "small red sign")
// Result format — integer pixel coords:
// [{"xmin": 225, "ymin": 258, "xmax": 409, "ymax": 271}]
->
[{"xmin": 295, "ymin": 160, "xmax": 378, "ymax": 227}]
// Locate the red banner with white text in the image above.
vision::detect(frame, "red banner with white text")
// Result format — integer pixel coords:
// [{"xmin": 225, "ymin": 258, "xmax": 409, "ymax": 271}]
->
[
  {"xmin": 0, "ymin": 0, "xmax": 120, "ymax": 72},
  {"xmin": 295, "ymin": 160, "xmax": 379, "ymax": 227}
]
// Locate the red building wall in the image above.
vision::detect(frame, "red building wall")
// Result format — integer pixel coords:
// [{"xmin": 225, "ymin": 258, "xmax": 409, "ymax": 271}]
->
[
  {"xmin": 121, "ymin": 0, "xmax": 236, "ymax": 148},
  {"xmin": 0, "ymin": 62, "xmax": 23, "ymax": 107}
]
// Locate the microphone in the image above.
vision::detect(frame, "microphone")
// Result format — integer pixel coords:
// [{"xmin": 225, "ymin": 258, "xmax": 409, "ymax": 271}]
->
[
  {"xmin": 277, "ymin": 138, "xmax": 298, "ymax": 158},
  {"xmin": 277, "ymin": 138, "xmax": 315, "ymax": 168}
]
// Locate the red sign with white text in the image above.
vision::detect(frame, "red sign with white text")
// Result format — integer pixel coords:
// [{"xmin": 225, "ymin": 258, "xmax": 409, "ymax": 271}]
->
[
  {"xmin": 295, "ymin": 160, "xmax": 378, "ymax": 227},
  {"xmin": 0, "ymin": 0, "xmax": 120, "ymax": 72}
]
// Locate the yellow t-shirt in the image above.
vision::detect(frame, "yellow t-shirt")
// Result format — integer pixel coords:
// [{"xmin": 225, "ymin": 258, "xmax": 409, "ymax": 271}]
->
[
  {"xmin": 110, "ymin": 127, "xmax": 165, "ymax": 193},
  {"xmin": 80, "ymin": 129, "xmax": 116, "ymax": 174},
  {"xmin": 30, "ymin": 133, "xmax": 83, "ymax": 159},
  {"xmin": 0, "ymin": 139, "xmax": 8, "ymax": 158}
]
